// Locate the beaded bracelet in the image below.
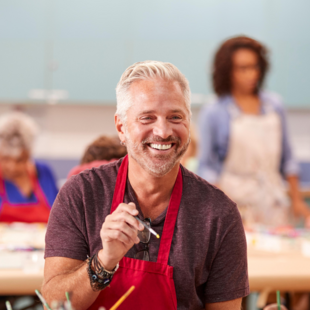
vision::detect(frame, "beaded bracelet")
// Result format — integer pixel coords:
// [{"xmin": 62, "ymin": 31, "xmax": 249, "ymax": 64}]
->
[{"xmin": 87, "ymin": 253, "xmax": 114, "ymax": 291}]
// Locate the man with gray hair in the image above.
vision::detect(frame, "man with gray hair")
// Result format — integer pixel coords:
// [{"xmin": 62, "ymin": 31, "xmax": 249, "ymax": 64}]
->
[{"xmin": 43, "ymin": 61, "xmax": 249, "ymax": 309}]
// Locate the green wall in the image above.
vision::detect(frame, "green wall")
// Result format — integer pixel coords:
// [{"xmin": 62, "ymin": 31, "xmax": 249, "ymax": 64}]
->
[{"xmin": 0, "ymin": 0, "xmax": 310, "ymax": 106}]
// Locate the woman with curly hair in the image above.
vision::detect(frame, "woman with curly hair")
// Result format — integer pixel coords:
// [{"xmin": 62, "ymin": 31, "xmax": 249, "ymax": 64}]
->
[
  {"xmin": 0, "ymin": 111, "xmax": 58, "ymax": 223},
  {"xmin": 198, "ymin": 36, "xmax": 310, "ymax": 228}
]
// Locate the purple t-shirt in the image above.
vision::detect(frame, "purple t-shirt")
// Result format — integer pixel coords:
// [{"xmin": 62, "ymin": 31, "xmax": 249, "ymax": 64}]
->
[{"xmin": 45, "ymin": 158, "xmax": 249, "ymax": 309}]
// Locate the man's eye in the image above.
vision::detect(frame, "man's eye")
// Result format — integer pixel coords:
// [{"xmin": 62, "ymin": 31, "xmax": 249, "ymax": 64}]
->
[
  {"xmin": 171, "ymin": 116, "xmax": 182, "ymax": 120},
  {"xmin": 140, "ymin": 116, "xmax": 154, "ymax": 122}
]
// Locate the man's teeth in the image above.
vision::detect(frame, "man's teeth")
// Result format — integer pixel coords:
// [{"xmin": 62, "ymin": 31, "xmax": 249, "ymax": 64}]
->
[{"xmin": 150, "ymin": 143, "xmax": 172, "ymax": 150}]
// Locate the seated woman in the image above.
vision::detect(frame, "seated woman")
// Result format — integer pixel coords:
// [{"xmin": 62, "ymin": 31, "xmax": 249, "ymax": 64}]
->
[
  {"xmin": 198, "ymin": 36, "xmax": 310, "ymax": 228},
  {"xmin": 67, "ymin": 135, "xmax": 127, "ymax": 178},
  {"xmin": 0, "ymin": 111, "xmax": 58, "ymax": 223}
]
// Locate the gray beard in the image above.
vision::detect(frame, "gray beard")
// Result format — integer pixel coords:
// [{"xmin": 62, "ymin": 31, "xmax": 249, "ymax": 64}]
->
[{"xmin": 124, "ymin": 134, "xmax": 190, "ymax": 177}]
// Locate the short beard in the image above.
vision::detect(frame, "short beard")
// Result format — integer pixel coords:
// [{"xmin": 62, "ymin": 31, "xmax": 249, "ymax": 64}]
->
[{"xmin": 125, "ymin": 133, "xmax": 190, "ymax": 177}]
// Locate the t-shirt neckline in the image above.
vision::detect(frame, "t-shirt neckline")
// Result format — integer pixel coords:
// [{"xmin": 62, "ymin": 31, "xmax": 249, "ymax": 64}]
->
[{"xmin": 126, "ymin": 178, "xmax": 168, "ymax": 226}]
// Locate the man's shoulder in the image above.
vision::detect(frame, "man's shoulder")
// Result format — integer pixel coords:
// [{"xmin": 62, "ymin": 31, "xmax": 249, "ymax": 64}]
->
[{"xmin": 181, "ymin": 166, "xmax": 238, "ymax": 218}]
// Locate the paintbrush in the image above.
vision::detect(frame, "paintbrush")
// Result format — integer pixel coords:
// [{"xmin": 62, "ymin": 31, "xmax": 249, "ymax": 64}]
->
[
  {"xmin": 134, "ymin": 216, "xmax": 160, "ymax": 239},
  {"xmin": 35, "ymin": 289, "xmax": 52, "ymax": 310},
  {"xmin": 5, "ymin": 301, "xmax": 12, "ymax": 310}
]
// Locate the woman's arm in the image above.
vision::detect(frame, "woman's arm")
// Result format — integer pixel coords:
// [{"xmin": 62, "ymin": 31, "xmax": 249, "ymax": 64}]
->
[
  {"xmin": 197, "ymin": 104, "xmax": 226, "ymax": 184},
  {"xmin": 275, "ymin": 100, "xmax": 310, "ymax": 226},
  {"xmin": 287, "ymin": 175, "xmax": 310, "ymax": 226}
]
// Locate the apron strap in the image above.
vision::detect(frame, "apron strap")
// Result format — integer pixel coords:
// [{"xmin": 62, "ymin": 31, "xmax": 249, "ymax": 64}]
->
[
  {"xmin": 0, "ymin": 168, "xmax": 5, "ymax": 197},
  {"xmin": 156, "ymin": 168, "xmax": 182, "ymax": 265},
  {"xmin": 110, "ymin": 155, "xmax": 183, "ymax": 266},
  {"xmin": 28, "ymin": 163, "xmax": 51, "ymax": 207},
  {"xmin": 0, "ymin": 163, "xmax": 50, "ymax": 207},
  {"xmin": 111, "ymin": 156, "xmax": 128, "ymax": 213}
]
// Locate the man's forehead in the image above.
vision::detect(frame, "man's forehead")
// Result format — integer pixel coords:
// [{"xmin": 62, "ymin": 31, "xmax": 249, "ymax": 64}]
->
[
  {"xmin": 129, "ymin": 78, "xmax": 183, "ymax": 95},
  {"xmin": 126, "ymin": 78, "xmax": 189, "ymax": 116}
]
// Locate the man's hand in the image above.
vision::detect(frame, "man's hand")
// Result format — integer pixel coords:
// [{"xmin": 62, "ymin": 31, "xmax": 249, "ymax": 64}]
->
[{"xmin": 98, "ymin": 202, "xmax": 144, "ymax": 270}]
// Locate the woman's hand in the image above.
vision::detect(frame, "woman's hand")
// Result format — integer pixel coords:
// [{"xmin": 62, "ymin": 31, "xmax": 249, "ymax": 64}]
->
[
  {"xmin": 305, "ymin": 215, "xmax": 310, "ymax": 229},
  {"xmin": 291, "ymin": 198, "xmax": 310, "ymax": 228}
]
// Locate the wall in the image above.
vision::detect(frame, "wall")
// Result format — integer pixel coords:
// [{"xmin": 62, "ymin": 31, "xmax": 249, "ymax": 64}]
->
[{"xmin": 1, "ymin": 0, "xmax": 310, "ymax": 107}]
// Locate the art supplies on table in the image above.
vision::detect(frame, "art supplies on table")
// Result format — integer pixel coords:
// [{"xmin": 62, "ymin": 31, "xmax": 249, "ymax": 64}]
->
[{"xmin": 245, "ymin": 225, "xmax": 310, "ymax": 257}]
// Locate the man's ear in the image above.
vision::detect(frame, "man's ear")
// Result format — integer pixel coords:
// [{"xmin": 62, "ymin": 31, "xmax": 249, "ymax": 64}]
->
[{"xmin": 115, "ymin": 114, "xmax": 126, "ymax": 143}]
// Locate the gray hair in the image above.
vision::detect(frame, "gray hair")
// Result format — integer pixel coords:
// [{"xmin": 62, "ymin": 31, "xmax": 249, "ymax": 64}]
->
[
  {"xmin": 116, "ymin": 60, "xmax": 191, "ymax": 122},
  {"xmin": 0, "ymin": 111, "xmax": 38, "ymax": 157}
]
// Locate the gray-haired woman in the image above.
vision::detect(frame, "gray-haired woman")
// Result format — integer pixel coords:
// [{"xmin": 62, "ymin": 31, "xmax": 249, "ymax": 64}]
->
[{"xmin": 0, "ymin": 111, "xmax": 58, "ymax": 222}]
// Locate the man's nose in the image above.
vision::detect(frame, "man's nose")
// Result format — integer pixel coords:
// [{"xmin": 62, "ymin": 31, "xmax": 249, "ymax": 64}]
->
[{"xmin": 153, "ymin": 119, "xmax": 173, "ymax": 139}]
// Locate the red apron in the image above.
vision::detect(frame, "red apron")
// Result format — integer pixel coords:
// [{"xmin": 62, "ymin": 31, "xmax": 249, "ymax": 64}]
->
[
  {"xmin": 89, "ymin": 155, "xmax": 183, "ymax": 310},
  {"xmin": 0, "ymin": 168, "xmax": 51, "ymax": 223}
]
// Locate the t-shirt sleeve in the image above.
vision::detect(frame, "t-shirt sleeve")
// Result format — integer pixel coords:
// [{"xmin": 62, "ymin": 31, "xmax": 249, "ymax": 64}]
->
[
  {"xmin": 44, "ymin": 176, "xmax": 89, "ymax": 261},
  {"xmin": 204, "ymin": 204, "xmax": 249, "ymax": 303}
]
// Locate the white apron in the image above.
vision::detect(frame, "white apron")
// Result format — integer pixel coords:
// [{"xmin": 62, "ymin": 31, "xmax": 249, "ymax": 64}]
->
[{"xmin": 218, "ymin": 105, "xmax": 290, "ymax": 228}]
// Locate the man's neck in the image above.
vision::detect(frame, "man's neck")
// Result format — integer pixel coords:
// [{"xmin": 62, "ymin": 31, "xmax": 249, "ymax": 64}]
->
[{"xmin": 127, "ymin": 156, "xmax": 180, "ymax": 220}]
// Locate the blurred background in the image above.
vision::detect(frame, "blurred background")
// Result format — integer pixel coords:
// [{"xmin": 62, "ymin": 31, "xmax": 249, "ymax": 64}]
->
[
  {"xmin": 0, "ymin": 0, "xmax": 309, "ymax": 186},
  {"xmin": 1, "ymin": 1, "xmax": 310, "ymax": 310}
]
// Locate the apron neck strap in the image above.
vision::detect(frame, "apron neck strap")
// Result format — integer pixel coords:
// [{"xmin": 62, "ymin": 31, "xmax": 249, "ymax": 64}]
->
[
  {"xmin": 0, "ymin": 168, "xmax": 5, "ymax": 196},
  {"xmin": 111, "ymin": 156, "xmax": 129, "ymax": 213},
  {"xmin": 0, "ymin": 163, "xmax": 48, "ymax": 205},
  {"xmin": 110, "ymin": 155, "xmax": 183, "ymax": 265},
  {"xmin": 156, "ymin": 168, "xmax": 182, "ymax": 265}
]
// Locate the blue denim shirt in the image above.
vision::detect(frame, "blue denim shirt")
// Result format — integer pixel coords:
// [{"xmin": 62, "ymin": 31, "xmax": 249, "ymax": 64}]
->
[{"xmin": 197, "ymin": 92, "xmax": 299, "ymax": 183}]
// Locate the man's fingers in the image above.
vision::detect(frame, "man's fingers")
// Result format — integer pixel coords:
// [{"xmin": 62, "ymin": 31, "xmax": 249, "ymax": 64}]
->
[
  {"xmin": 103, "ymin": 228, "xmax": 139, "ymax": 245},
  {"xmin": 114, "ymin": 203, "xmax": 139, "ymax": 216},
  {"xmin": 110, "ymin": 211, "xmax": 143, "ymax": 231},
  {"xmin": 105, "ymin": 221, "xmax": 139, "ymax": 243}
]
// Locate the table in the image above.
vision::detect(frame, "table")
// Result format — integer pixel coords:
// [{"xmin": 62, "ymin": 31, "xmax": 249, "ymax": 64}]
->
[
  {"xmin": 248, "ymin": 249, "xmax": 310, "ymax": 292},
  {"xmin": 1, "ymin": 225, "xmax": 310, "ymax": 296},
  {"xmin": 1, "ymin": 251, "xmax": 310, "ymax": 295},
  {"xmin": 0, "ymin": 268, "xmax": 43, "ymax": 295},
  {"xmin": 0, "ymin": 223, "xmax": 45, "ymax": 295}
]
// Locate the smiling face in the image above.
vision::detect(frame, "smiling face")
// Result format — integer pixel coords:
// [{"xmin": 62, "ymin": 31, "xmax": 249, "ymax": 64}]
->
[{"xmin": 115, "ymin": 78, "xmax": 190, "ymax": 177}]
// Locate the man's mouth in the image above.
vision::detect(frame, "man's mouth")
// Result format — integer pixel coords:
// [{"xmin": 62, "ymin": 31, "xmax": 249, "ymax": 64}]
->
[{"xmin": 149, "ymin": 143, "xmax": 173, "ymax": 150}]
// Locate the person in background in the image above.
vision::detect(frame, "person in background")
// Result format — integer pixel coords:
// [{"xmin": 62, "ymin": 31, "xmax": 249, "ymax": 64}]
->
[
  {"xmin": 180, "ymin": 125, "xmax": 198, "ymax": 173},
  {"xmin": 198, "ymin": 36, "xmax": 310, "ymax": 228},
  {"xmin": 67, "ymin": 135, "xmax": 127, "ymax": 178},
  {"xmin": 0, "ymin": 111, "xmax": 58, "ymax": 223}
]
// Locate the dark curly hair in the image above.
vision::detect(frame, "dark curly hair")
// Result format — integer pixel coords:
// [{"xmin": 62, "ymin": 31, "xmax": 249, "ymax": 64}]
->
[
  {"xmin": 81, "ymin": 136, "xmax": 127, "ymax": 164},
  {"xmin": 212, "ymin": 36, "xmax": 269, "ymax": 96}
]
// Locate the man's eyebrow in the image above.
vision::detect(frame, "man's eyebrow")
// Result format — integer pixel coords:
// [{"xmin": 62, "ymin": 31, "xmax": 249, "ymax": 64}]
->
[
  {"xmin": 138, "ymin": 109, "xmax": 185, "ymax": 115},
  {"xmin": 170, "ymin": 109, "xmax": 185, "ymax": 114},
  {"xmin": 138, "ymin": 110, "xmax": 156, "ymax": 115}
]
